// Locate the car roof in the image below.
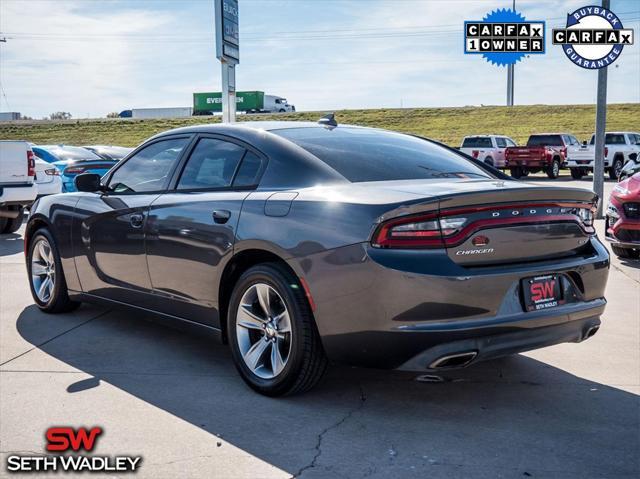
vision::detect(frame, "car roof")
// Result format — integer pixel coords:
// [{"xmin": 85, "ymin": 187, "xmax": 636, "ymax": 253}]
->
[{"xmin": 153, "ymin": 121, "xmax": 364, "ymax": 138}]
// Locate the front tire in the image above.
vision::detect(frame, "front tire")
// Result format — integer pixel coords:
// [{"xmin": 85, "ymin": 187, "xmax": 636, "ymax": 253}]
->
[
  {"xmin": 611, "ymin": 245, "xmax": 640, "ymax": 259},
  {"xmin": 547, "ymin": 158, "xmax": 560, "ymax": 179},
  {"xmin": 609, "ymin": 157, "xmax": 623, "ymax": 180},
  {"xmin": 228, "ymin": 263, "xmax": 328, "ymax": 396},
  {"xmin": 27, "ymin": 229, "xmax": 80, "ymax": 313}
]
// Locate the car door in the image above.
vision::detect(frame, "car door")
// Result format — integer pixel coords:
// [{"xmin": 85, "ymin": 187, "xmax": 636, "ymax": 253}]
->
[
  {"xmin": 145, "ymin": 135, "xmax": 266, "ymax": 327},
  {"xmin": 494, "ymin": 137, "xmax": 507, "ymax": 166},
  {"xmin": 73, "ymin": 135, "xmax": 192, "ymax": 307}
]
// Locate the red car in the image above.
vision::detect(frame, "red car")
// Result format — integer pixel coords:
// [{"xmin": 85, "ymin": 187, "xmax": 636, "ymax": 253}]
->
[{"xmin": 605, "ymin": 172, "xmax": 640, "ymax": 259}]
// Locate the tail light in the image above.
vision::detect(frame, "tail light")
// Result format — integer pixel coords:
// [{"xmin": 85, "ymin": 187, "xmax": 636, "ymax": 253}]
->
[
  {"xmin": 372, "ymin": 212, "xmax": 466, "ymax": 248},
  {"xmin": 27, "ymin": 150, "xmax": 36, "ymax": 177},
  {"xmin": 561, "ymin": 147, "xmax": 567, "ymax": 158},
  {"xmin": 44, "ymin": 168, "xmax": 60, "ymax": 176},
  {"xmin": 64, "ymin": 166, "xmax": 86, "ymax": 175},
  {"xmin": 471, "ymin": 150, "xmax": 479, "ymax": 159},
  {"xmin": 604, "ymin": 147, "xmax": 608, "ymax": 157},
  {"xmin": 372, "ymin": 203, "xmax": 596, "ymax": 249}
]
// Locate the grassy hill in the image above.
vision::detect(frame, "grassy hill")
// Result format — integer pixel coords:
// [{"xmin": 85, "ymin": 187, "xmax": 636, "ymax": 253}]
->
[{"xmin": 1, "ymin": 104, "xmax": 638, "ymax": 148}]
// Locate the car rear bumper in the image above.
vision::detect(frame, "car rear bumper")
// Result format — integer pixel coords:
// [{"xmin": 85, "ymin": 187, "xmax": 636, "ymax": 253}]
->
[
  {"xmin": 0, "ymin": 183, "xmax": 37, "ymax": 207},
  {"xmin": 299, "ymin": 238, "xmax": 609, "ymax": 369}
]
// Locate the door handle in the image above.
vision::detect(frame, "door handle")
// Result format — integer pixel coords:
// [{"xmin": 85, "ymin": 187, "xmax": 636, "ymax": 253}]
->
[
  {"xmin": 130, "ymin": 213, "xmax": 144, "ymax": 228},
  {"xmin": 212, "ymin": 210, "xmax": 231, "ymax": 224}
]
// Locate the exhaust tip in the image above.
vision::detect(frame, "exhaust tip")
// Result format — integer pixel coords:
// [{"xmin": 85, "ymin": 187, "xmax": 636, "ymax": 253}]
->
[
  {"xmin": 585, "ymin": 325, "xmax": 599, "ymax": 340},
  {"xmin": 429, "ymin": 351, "xmax": 478, "ymax": 369}
]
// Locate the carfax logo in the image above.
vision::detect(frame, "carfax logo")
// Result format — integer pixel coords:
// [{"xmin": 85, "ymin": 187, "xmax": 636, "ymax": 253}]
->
[
  {"xmin": 552, "ymin": 5, "xmax": 634, "ymax": 69},
  {"xmin": 464, "ymin": 8, "xmax": 545, "ymax": 66}
]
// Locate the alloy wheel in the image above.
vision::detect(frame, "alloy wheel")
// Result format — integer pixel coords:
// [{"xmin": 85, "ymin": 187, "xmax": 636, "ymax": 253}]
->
[
  {"xmin": 235, "ymin": 283, "xmax": 292, "ymax": 379},
  {"xmin": 31, "ymin": 238, "xmax": 56, "ymax": 303}
]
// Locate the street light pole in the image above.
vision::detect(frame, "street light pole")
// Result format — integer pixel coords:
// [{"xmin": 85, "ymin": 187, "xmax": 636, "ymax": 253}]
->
[{"xmin": 593, "ymin": 0, "xmax": 610, "ymax": 218}]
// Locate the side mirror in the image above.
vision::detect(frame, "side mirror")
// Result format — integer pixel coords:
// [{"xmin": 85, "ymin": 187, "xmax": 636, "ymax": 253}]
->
[{"xmin": 75, "ymin": 173, "xmax": 103, "ymax": 192}]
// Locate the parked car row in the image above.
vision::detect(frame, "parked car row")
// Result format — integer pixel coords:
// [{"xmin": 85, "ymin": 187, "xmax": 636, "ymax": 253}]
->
[
  {"xmin": 0, "ymin": 140, "xmax": 131, "ymax": 234},
  {"xmin": 459, "ymin": 131, "xmax": 640, "ymax": 180}
]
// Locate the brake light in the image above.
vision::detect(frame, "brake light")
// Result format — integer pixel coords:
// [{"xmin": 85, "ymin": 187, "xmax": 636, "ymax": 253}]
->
[
  {"xmin": 471, "ymin": 150, "xmax": 479, "ymax": 159},
  {"xmin": 372, "ymin": 213, "xmax": 467, "ymax": 248},
  {"xmin": 44, "ymin": 168, "xmax": 60, "ymax": 176},
  {"xmin": 27, "ymin": 150, "xmax": 36, "ymax": 177},
  {"xmin": 64, "ymin": 166, "xmax": 86, "ymax": 175}
]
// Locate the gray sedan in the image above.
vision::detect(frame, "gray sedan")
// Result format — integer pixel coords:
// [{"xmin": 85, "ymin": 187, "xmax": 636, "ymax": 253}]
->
[{"xmin": 25, "ymin": 120, "xmax": 609, "ymax": 396}]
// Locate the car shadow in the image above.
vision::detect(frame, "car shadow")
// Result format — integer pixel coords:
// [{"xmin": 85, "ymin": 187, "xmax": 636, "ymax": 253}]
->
[
  {"xmin": 0, "ymin": 232, "xmax": 24, "ymax": 256},
  {"xmin": 14, "ymin": 305, "xmax": 640, "ymax": 477}
]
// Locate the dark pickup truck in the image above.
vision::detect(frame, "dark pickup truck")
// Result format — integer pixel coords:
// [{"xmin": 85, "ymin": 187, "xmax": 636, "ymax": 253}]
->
[{"xmin": 505, "ymin": 133, "xmax": 580, "ymax": 179}]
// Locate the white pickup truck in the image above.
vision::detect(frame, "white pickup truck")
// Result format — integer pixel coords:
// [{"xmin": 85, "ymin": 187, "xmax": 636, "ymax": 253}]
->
[
  {"xmin": 459, "ymin": 135, "xmax": 517, "ymax": 169},
  {"xmin": 565, "ymin": 131, "xmax": 640, "ymax": 180},
  {"xmin": 0, "ymin": 140, "xmax": 37, "ymax": 234}
]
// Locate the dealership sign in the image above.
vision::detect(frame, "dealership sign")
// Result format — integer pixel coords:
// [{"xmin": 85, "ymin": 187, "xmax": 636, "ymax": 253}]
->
[
  {"xmin": 552, "ymin": 6, "xmax": 634, "ymax": 69},
  {"xmin": 464, "ymin": 8, "xmax": 545, "ymax": 66},
  {"xmin": 215, "ymin": 0, "xmax": 239, "ymax": 64}
]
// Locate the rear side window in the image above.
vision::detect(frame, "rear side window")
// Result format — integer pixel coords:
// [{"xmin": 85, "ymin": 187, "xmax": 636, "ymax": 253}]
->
[
  {"xmin": 462, "ymin": 137, "xmax": 492, "ymax": 148},
  {"xmin": 233, "ymin": 151, "xmax": 263, "ymax": 186},
  {"xmin": 177, "ymin": 138, "xmax": 245, "ymax": 189},
  {"xmin": 274, "ymin": 127, "xmax": 491, "ymax": 182},
  {"xmin": 108, "ymin": 138, "xmax": 188, "ymax": 193},
  {"xmin": 495, "ymin": 138, "xmax": 507, "ymax": 148},
  {"xmin": 527, "ymin": 135, "xmax": 563, "ymax": 146}
]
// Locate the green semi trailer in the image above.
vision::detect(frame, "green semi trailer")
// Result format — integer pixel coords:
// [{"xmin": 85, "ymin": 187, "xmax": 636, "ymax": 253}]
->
[{"xmin": 193, "ymin": 91, "xmax": 295, "ymax": 114}]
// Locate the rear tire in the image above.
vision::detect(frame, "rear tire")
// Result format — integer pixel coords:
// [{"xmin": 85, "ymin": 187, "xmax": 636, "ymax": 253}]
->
[
  {"xmin": 546, "ymin": 159, "xmax": 560, "ymax": 179},
  {"xmin": 612, "ymin": 245, "xmax": 640, "ymax": 259},
  {"xmin": 510, "ymin": 166, "xmax": 523, "ymax": 179},
  {"xmin": 1, "ymin": 207, "xmax": 24, "ymax": 234},
  {"xmin": 609, "ymin": 157, "xmax": 623, "ymax": 180},
  {"xmin": 484, "ymin": 157, "xmax": 494, "ymax": 167},
  {"xmin": 27, "ymin": 228, "xmax": 80, "ymax": 313},
  {"xmin": 570, "ymin": 168, "xmax": 584, "ymax": 180},
  {"xmin": 228, "ymin": 263, "xmax": 328, "ymax": 396}
]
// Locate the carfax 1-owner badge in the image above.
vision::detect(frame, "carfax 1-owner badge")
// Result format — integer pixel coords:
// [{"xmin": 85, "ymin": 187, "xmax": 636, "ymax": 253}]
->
[{"xmin": 553, "ymin": 5, "xmax": 634, "ymax": 69}]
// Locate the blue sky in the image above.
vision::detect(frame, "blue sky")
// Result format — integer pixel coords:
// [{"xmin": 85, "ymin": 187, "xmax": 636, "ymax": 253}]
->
[{"xmin": 0, "ymin": 0, "xmax": 638, "ymax": 118}]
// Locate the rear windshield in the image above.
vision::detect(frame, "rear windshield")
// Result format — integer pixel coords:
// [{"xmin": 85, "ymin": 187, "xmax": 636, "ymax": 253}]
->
[
  {"xmin": 46, "ymin": 147, "xmax": 101, "ymax": 162},
  {"xmin": 462, "ymin": 137, "xmax": 492, "ymax": 148},
  {"xmin": 527, "ymin": 135, "xmax": 563, "ymax": 146},
  {"xmin": 589, "ymin": 134, "xmax": 626, "ymax": 145},
  {"xmin": 274, "ymin": 127, "xmax": 491, "ymax": 182}
]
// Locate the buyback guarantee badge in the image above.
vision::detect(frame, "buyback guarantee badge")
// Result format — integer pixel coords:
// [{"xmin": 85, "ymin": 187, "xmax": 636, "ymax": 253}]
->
[
  {"xmin": 553, "ymin": 5, "xmax": 634, "ymax": 69},
  {"xmin": 464, "ymin": 8, "xmax": 545, "ymax": 66}
]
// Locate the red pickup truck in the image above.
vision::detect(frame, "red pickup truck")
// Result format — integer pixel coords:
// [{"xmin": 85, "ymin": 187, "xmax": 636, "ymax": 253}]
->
[{"xmin": 505, "ymin": 133, "xmax": 580, "ymax": 179}]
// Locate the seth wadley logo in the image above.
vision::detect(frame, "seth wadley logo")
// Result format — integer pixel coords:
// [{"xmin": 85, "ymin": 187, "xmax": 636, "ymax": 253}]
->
[
  {"xmin": 6, "ymin": 427, "xmax": 142, "ymax": 473},
  {"xmin": 553, "ymin": 5, "xmax": 634, "ymax": 69}
]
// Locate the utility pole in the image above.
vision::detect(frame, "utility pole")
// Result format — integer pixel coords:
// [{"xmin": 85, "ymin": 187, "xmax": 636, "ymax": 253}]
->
[
  {"xmin": 593, "ymin": 0, "xmax": 609, "ymax": 218},
  {"xmin": 506, "ymin": 0, "xmax": 515, "ymax": 106}
]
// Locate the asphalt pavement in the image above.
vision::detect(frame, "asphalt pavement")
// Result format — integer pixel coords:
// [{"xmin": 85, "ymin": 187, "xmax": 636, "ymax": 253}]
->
[{"xmin": 0, "ymin": 175, "xmax": 638, "ymax": 478}]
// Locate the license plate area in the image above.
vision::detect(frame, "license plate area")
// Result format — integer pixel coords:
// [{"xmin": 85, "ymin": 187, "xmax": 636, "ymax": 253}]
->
[{"xmin": 521, "ymin": 274, "xmax": 564, "ymax": 312}]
